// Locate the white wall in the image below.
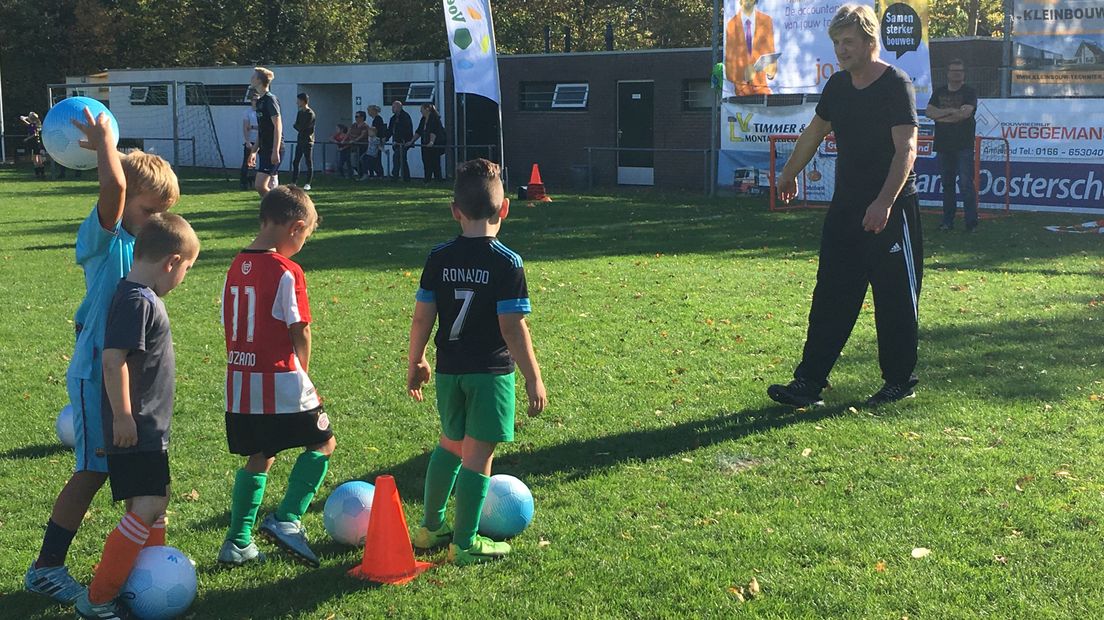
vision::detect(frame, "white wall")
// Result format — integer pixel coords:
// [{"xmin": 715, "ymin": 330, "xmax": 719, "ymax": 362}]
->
[{"xmin": 98, "ymin": 61, "xmax": 447, "ymax": 174}]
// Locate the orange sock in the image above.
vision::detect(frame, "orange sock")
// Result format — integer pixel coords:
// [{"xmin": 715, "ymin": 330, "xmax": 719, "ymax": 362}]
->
[
  {"xmin": 145, "ymin": 515, "xmax": 166, "ymax": 547},
  {"xmin": 89, "ymin": 513, "xmax": 149, "ymax": 604}
]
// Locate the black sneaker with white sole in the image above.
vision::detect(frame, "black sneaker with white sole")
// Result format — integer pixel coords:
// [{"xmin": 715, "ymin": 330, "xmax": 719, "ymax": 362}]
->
[
  {"xmin": 864, "ymin": 380, "xmax": 918, "ymax": 406},
  {"xmin": 767, "ymin": 378, "xmax": 825, "ymax": 408}
]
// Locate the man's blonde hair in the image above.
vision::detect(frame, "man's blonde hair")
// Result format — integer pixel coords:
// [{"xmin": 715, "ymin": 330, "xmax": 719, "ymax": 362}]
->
[
  {"xmin": 122, "ymin": 151, "xmax": 179, "ymax": 209},
  {"xmin": 134, "ymin": 212, "xmax": 199, "ymax": 261},
  {"xmin": 254, "ymin": 67, "xmax": 274, "ymax": 87},
  {"xmin": 828, "ymin": 4, "xmax": 880, "ymax": 51}
]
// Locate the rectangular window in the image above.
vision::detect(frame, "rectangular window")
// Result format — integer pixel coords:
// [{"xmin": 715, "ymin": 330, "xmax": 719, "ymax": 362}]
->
[
  {"xmin": 682, "ymin": 79, "xmax": 713, "ymax": 111},
  {"xmin": 405, "ymin": 82, "xmax": 436, "ymax": 103},
  {"xmin": 130, "ymin": 85, "xmax": 168, "ymax": 106},
  {"xmin": 552, "ymin": 83, "xmax": 589, "ymax": 109},
  {"xmin": 383, "ymin": 82, "xmax": 411, "ymax": 106},
  {"xmin": 519, "ymin": 82, "xmax": 589, "ymax": 111},
  {"xmin": 186, "ymin": 84, "xmax": 251, "ymax": 106},
  {"xmin": 518, "ymin": 81, "xmax": 556, "ymax": 111}
]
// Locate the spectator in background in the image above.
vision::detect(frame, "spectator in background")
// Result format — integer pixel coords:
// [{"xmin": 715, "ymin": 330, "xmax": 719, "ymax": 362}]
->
[
  {"xmin": 415, "ymin": 103, "xmax": 446, "ymax": 183},
  {"xmin": 387, "ymin": 100, "xmax": 414, "ymax": 182},
  {"xmin": 21, "ymin": 112, "xmax": 47, "ymax": 179},
  {"xmin": 360, "ymin": 127, "xmax": 384, "ymax": 179},
  {"xmin": 241, "ymin": 93, "xmax": 259, "ymax": 190},
  {"xmin": 927, "ymin": 59, "xmax": 978, "ymax": 232},
  {"xmin": 291, "ymin": 93, "xmax": 316, "ymax": 190},
  {"xmin": 348, "ymin": 110, "xmax": 369, "ymax": 178},
  {"xmin": 333, "ymin": 124, "xmax": 353, "ymax": 178}
]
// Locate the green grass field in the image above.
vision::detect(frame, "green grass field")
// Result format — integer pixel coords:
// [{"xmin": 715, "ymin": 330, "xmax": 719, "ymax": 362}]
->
[{"xmin": 1, "ymin": 166, "xmax": 1102, "ymax": 619}]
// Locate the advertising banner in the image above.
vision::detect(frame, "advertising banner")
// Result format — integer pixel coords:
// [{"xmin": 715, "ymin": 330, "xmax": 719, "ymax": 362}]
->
[
  {"xmin": 718, "ymin": 102, "xmax": 837, "ymax": 202},
  {"xmin": 1011, "ymin": 0, "xmax": 1104, "ymax": 97},
  {"xmin": 722, "ymin": 0, "xmax": 931, "ymax": 107},
  {"xmin": 442, "ymin": 0, "xmax": 501, "ymax": 103},
  {"xmin": 722, "ymin": 99, "xmax": 1104, "ymax": 213}
]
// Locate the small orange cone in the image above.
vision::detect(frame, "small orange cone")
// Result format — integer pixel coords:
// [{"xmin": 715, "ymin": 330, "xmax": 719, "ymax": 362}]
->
[
  {"xmin": 348, "ymin": 475, "xmax": 433, "ymax": 585},
  {"xmin": 526, "ymin": 164, "xmax": 552, "ymax": 202}
]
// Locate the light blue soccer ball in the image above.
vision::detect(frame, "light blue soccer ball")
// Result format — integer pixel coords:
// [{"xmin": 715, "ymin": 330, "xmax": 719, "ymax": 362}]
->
[
  {"xmin": 42, "ymin": 96, "xmax": 119, "ymax": 170},
  {"xmin": 55, "ymin": 404, "xmax": 76, "ymax": 449},
  {"xmin": 479, "ymin": 474, "xmax": 534, "ymax": 540},
  {"xmin": 323, "ymin": 480, "xmax": 376, "ymax": 546},
  {"xmin": 122, "ymin": 546, "xmax": 197, "ymax": 620}
]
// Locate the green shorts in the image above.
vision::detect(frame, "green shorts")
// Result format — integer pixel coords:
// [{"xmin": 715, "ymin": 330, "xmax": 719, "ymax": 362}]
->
[{"xmin": 436, "ymin": 372, "xmax": 516, "ymax": 443}]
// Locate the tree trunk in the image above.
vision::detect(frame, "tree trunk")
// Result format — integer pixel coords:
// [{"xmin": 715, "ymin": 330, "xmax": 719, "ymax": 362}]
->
[{"xmin": 968, "ymin": 0, "xmax": 980, "ymax": 35}]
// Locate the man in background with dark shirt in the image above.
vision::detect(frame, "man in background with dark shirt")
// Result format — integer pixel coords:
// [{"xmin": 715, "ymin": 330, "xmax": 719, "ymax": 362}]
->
[
  {"xmin": 291, "ymin": 93, "xmax": 316, "ymax": 191},
  {"xmin": 251, "ymin": 67, "xmax": 282, "ymax": 198},
  {"xmin": 387, "ymin": 100, "xmax": 414, "ymax": 182},
  {"xmin": 927, "ymin": 59, "xmax": 979, "ymax": 232}
]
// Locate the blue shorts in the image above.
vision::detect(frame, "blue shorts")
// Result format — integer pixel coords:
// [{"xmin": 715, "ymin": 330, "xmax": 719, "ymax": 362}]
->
[
  {"xmin": 257, "ymin": 147, "xmax": 282, "ymax": 175},
  {"xmin": 67, "ymin": 373, "xmax": 108, "ymax": 473}
]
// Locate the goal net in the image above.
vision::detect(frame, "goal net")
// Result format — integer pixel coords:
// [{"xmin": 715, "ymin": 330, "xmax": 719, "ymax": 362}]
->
[
  {"xmin": 975, "ymin": 136, "xmax": 1011, "ymax": 213},
  {"xmin": 48, "ymin": 81, "xmax": 226, "ymax": 170}
]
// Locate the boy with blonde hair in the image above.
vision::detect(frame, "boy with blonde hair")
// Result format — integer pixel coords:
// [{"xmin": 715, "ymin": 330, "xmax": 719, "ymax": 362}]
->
[
  {"xmin": 218, "ymin": 185, "xmax": 335, "ymax": 568},
  {"xmin": 75, "ymin": 213, "xmax": 199, "ymax": 619},
  {"xmin": 26, "ymin": 108, "xmax": 179, "ymax": 604},
  {"xmin": 407, "ymin": 158, "xmax": 547, "ymax": 565}
]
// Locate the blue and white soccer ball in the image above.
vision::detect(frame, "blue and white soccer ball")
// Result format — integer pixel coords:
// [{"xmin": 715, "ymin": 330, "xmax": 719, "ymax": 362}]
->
[
  {"xmin": 55, "ymin": 404, "xmax": 76, "ymax": 449},
  {"xmin": 42, "ymin": 96, "xmax": 119, "ymax": 170},
  {"xmin": 323, "ymin": 480, "xmax": 375, "ymax": 546},
  {"xmin": 479, "ymin": 474, "xmax": 534, "ymax": 540},
  {"xmin": 121, "ymin": 546, "xmax": 197, "ymax": 620}
]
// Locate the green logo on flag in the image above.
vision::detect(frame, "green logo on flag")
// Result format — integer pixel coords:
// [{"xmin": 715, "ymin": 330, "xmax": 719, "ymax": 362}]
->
[{"xmin": 454, "ymin": 28, "xmax": 473, "ymax": 49}]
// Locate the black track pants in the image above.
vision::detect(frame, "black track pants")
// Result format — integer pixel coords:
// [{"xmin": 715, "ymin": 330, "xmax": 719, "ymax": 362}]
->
[{"xmin": 794, "ymin": 193, "xmax": 923, "ymax": 387}]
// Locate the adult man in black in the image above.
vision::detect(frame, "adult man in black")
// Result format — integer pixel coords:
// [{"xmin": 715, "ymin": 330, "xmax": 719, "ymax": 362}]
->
[
  {"xmin": 291, "ymin": 93, "xmax": 316, "ymax": 191},
  {"xmin": 387, "ymin": 100, "xmax": 414, "ymax": 181},
  {"xmin": 251, "ymin": 67, "xmax": 282, "ymax": 197},
  {"xmin": 768, "ymin": 4, "xmax": 922, "ymax": 408},
  {"xmin": 927, "ymin": 59, "xmax": 979, "ymax": 232}
]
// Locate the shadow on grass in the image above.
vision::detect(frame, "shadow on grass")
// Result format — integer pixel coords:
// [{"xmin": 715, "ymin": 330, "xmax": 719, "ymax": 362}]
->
[
  {"xmin": 0, "ymin": 443, "xmax": 71, "ymax": 460},
  {"xmin": 358, "ymin": 403, "xmax": 846, "ymax": 502}
]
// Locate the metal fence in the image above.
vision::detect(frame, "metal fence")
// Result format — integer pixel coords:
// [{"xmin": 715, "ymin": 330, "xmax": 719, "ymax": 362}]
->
[{"xmin": 288, "ymin": 141, "xmax": 499, "ymax": 179}]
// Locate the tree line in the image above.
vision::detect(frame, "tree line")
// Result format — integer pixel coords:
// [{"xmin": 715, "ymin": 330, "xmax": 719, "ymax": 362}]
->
[{"xmin": 1, "ymin": 0, "xmax": 1002, "ymax": 143}]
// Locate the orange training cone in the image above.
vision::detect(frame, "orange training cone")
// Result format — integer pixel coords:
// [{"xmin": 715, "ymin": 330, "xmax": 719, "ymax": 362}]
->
[
  {"xmin": 526, "ymin": 164, "xmax": 552, "ymax": 202},
  {"xmin": 348, "ymin": 475, "xmax": 433, "ymax": 585}
]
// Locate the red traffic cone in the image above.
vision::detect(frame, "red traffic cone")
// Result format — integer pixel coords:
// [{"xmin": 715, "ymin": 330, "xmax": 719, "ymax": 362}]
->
[
  {"xmin": 526, "ymin": 164, "xmax": 552, "ymax": 202},
  {"xmin": 348, "ymin": 475, "xmax": 433, "ymax": 585}
]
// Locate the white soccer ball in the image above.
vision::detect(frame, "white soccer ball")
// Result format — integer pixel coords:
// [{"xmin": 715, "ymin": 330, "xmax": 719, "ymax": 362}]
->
[
  {"xmin": 323, "ymin": 480, "xmax": 375, "ymax": 546},
  {"xmin": 56, "ymin": 404, "xmax": 76, "ymax": 449},
  {"xmin": 122, "ymin": 546, "xmax": 197, "ymax": 619},
  {"xmin": 479, "ymin": 474, "xmax": 535, "ymax": 540},
  {"xmin": 42, "ymin": 96, "xmax": 120, "ymax": 170}
]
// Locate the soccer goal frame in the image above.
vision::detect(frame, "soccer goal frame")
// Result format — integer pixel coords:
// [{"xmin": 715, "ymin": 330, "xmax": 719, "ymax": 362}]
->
[{"xmin": 47, "ymin": 80, "xmax": 227, "ymax": 172}]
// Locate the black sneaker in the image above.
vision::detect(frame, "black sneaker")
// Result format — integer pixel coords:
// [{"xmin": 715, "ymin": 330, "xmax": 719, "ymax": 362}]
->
[
  {"xmin": 865, "ymin": 380, "xmax": 918, "ymax": 407},
  {"xmin": 767, "ymin": 378, "xmax": 825, "ymax": 408}
]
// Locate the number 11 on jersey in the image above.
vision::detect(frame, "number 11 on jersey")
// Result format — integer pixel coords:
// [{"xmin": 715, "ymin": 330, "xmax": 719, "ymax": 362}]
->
[{"xmin": 228, "ymin": 285, "xmax": 256, "ymax": 343}]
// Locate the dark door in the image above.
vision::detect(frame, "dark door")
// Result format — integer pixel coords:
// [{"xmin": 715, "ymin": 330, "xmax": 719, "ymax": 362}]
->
[
  {"xmin": 462, "ymin": 93, "xmax": 500, "ymax": 163},
  {"xmin": 617, "ymin": 81, "xmax": 654, "ymax": 185}
]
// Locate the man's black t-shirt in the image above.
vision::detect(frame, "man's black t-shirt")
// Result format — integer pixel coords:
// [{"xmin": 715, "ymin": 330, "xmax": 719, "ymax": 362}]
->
[
  {"xmin": 416, "ymin": 236, "xmax": 531, "ymax": 375},
  {"xmin": 929, "ymin": 84, "xmax": 977, "ymax": 152},
  {"xmin": 294, "ymin": 107, "xmax": 316, "ymax": 144},
  {"xmin": 256, "ymin": 92, "xmax": 281, "ymax": 152},
  {"xmin": 101, "ymin": 279, "xmax": 175, "ymax": 454},
  {"xmin": 815, "ymin": 66, "xmax": 918, "ymax": 211}
]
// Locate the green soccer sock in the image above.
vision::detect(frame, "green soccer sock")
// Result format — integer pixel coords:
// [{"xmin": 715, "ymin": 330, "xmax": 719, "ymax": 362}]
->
[
  {"xmin": 422, "ymin": 446, "xmax": 463, "ymax": 530},
  {"xmin": 276, "ymin": 451, "xmax": 330, "ymax": 523},
  {"xmin": 452, "ymin": 467, "xmax": 491, "ymax": 550},
  {"xmin": 227, "ymin": 469, "xmax": 268, "ymax": 548}
]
